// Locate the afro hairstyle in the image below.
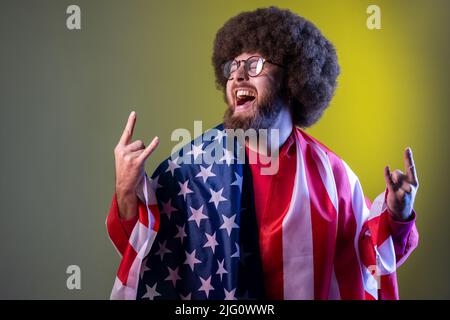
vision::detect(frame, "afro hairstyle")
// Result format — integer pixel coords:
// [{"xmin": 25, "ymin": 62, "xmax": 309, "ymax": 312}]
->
[{"xmin": 212, "ymin": 6, "xmax": 340, "ymax": 128}]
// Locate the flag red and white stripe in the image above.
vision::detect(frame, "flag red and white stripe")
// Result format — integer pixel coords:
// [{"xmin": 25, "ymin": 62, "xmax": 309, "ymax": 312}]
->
[{"xmin": 107, "ymin": 177, "xmax": 160, "ymax": 300}]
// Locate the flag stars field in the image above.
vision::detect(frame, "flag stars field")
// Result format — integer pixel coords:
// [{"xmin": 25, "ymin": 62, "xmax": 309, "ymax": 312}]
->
[
  {"xmin": 188, "ymin": 205, "xmax": 208, "ymax": 227},
  {"xmin": 142, "ymin": 283, "xmax": 161, "ymax": 300},
  {"xmin": 216, "ymin": 259, "xmax": 228, "ymax": 281},
  {"xmin": 203, "ymin": 231, "xmax": 219, "ymax": 253},
  {"xmin": 155, "ymin": 240, "xmax": 172, "ymax": 261},
  {"xmin": 113, "ymin": 126, "xmax": 266, "ymax": 300},
  {"xmin": 150, "ymin": 175, "xmax": 162, "ymax": 190},
  {"xmin": 196, "ymin": 164, "xmax": 216, "ymax": 183},
  {"xmin": 139, "ymin": 259, "xmax": 151, "ymax": 280},
  {"xmin": 161, "ymin": 199, "xmax": 177, "ymax": 220},
  {"xmin": 174, "ymin": 224, "xmax": 187, "ymax": 244},
  {"xmin": 198, "ymin": 276, "xmax": 214, "ymax": 298},
  {"xmin": 209, "ymin": 187, "xmax": 227, "ymax": 209},
  {"xmin": 165, "ymin": 266, "xmax": 182, "ymax": 287},
  {"xmin": 231, "ymin": 172, "xmax": 243, "ymax": 191},
  {"xmin": 166, "ymin": 157, "xmax": 181, "ymax": 176},
  {"xmin": 187, "ymin": 143, "xmax": 206, "ymax": 161},
  {"xmin": 220, "ymin": 148, "xmax": 235, "ymax": 165},
  {"xmin": 184, "ymin": 249, "xmax": 201, "ymax": 271},
  {"xmin": 178, "ymin": 180, "xmax": 193, "ymax": 200},
  {"xmin": 219, "ymin": 214, "xmax": 239, "ymax": 236},
  {"xmin": 224, "ymin": 288, "xmax": 237, "ymax": 300}
]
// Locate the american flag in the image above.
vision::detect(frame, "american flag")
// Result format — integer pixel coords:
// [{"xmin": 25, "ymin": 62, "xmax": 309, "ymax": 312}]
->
[
  {"xmin": 110, "ymin": 124, "xmax": 265, "ymax": 300},
  {"xmin": 107, "ymin": 124, "xmax": 418, "ymax": 300}
]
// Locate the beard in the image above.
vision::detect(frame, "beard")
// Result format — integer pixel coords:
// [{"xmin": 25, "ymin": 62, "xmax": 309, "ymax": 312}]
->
[{"xmin": 223, "ymin": 84, "xmax": 285, "ymax": 131}]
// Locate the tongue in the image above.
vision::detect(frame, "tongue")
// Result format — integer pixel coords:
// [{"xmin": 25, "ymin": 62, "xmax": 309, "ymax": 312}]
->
[{"xmin": 237, "ymin": 96, "xmax": 255, "ymax": 106}]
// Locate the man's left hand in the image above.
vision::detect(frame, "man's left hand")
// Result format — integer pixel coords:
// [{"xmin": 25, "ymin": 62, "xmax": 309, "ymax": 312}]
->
[{"xmin": 384, "ymin": 147, "xmax": 419, "ymax": 221}]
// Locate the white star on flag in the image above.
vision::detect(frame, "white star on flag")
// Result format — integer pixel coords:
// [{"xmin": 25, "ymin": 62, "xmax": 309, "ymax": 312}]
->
[
  {"xmin": 213, "ymin": 130, "xmax": 226, "ymax": 142},
  {"xmin": 198, "ymin": 275, "xmax": 214, "ymax": 298},
  {"xmin": 231, "ymin": 172, "xmax": 243, "ymax": 192},
  {"xmin": 203, "ymin": 231, "xmax": 219, "ymax": 253},
  {"xmin": 231, "ymin": 242, "xmax": 240, "ymax": 258},
  {"xmin": 178, "ymin": 180, "xmax": 193, "ymax": 200},
  {"xmin": 188, "ymin": 205, "xmax": 208, "ymax": 227},
  {"xmin": 149, "ymin": 175, "xmax": 162, "ymax": 190},
  {"xmin": 142, "ymin": 283, "xmax": 161, "ymax": 300},
  {"xmin": 209, "ymin": 187, "xmax": 227, "ymax": 209},
  {"xmin": 166, "ymin": 157, "xmax": 181, "ymax": 176},
  {"xmin": 140, "ymin": 259, "xmax": 150, "ymax": 280},
  {"xmin": 161, "ymin": 199, "xmax": 177, "ymax": 220},
  {"xmin": 224, "ymin": 288, "xmax": 237, "ymax": 300},
  {"xmin": 216, "ymin": 259, "xmax": 228, "ymax": 281},
  {"xmin": 180, "ymin": 292, "xmax": 192, "ymax": 300},
  {"xmin": 196, "ymin": 164, "xmax": 216, "ymax": 183},
  {"xmin": 174, "ymin": 224, "xmax": 187, "ymax": 244},
  {"xmin": 219, "ymin": 214, "xmax": 239, "ymax": 236},
  {"xmin": 155, "ymin": 240, "xmax": 172, "ymax": 261},
  {"xmin": 220, "ymin": 148, "xmax": 235, "ymax": 165},
  {"xmin": 187, "ymin": 143, "xmax": 206, "ymax": 161},
  {"xmin": 165, "ymin": 266, "xmax": 181, "ymax": 287},
  {"xmin": 184, "ymin": 249, "xmax": 201, "ymax": 271}
]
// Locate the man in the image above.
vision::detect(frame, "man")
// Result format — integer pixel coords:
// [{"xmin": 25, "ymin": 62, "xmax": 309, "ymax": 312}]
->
[{"xmin": 106, "ymin": 7, "xmax": 419, "ymax": 300}]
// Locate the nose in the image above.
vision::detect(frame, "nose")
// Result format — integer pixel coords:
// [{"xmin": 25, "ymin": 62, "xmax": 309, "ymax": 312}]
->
[{"xmin": 235, "ymin": 62, "xmax": 249, "ymax": 82}]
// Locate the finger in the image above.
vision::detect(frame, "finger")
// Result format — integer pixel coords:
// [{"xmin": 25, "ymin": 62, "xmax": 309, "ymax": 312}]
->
[
  {"xmin": 391, "ymin": 169, "xmax": 415, "ymax": 193},
  {"xmin": 400, "ymin": 182, "xmax": 413, "ymax": 193},
  {"xmin": 119, "ymin": 111, "xmax": 137, "ymax": 146},
  {"xmin": 384, "ymin": 166, "xmax": 395, "ymax": 192},
  {"xmin": 389, "ymin": 167, "xmax": 415, "ymax": 193},
  {"xmin": 395, "ymin": 187, "xmax": 406, "ymax": 199},
  {"xmin": 123, "ymin": 146, "xmax": 149, "ymax": 161},
  {"xmin": 404, "ymin": 147, "xmax": 418, "ymax": 185},
  {"xmin": 127, "ymin": 140, "xmax": 145, "ymax": 152},
  {"xmin": 129, "ymin": 148, "xmax": 146, "ymax": 158},
  {"xmin": 391, "ymin": 169, "xmax": 405, "ymax": 184},
  {"xmin": 138, "ymin": 136, "xmax": 160, "ymax": 162}
]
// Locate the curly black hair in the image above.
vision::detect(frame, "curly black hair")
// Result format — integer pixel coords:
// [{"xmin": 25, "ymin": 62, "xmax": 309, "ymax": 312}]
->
[{"xmin": 212, "ymin": 7, "xmax": 340, "ymax": 128}]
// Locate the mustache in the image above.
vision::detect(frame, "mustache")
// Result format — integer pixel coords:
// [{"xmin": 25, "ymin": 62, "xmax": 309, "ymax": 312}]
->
[{"xmin": 230, "ymin": 84, "xmax": 257, "ymax": 93}]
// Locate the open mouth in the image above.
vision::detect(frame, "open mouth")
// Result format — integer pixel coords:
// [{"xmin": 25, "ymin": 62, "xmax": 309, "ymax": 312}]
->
[{"xmin": 235, "ymin": 89, "xmax": 256, "ymax": 112}]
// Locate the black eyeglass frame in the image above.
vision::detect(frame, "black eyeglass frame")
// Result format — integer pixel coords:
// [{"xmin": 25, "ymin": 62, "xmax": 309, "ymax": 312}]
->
[{"xmin": 222, "ymin": 55, "xmax": 284, "ymax": 80}]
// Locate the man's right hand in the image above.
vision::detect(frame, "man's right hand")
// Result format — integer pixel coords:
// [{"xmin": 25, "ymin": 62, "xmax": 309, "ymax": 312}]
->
[{"xmin": 114, "ymin": 111, "xmax": 159, "ymax": 220}]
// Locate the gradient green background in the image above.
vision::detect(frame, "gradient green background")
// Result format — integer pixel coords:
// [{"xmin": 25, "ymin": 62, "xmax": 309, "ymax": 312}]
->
[{"xmin": 1, "ymin": 0, "xmax": 449, "ymax": 299}]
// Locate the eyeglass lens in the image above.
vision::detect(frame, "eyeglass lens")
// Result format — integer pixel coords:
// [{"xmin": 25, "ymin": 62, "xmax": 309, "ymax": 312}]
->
[{"xmin": 223, "ymin": 56, "xmax": 264, "ymax": 79}]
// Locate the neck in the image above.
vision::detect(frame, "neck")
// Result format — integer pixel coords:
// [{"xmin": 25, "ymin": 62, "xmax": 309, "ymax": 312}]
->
[{"xmin": 246, "ymin": 106, "xmax": 293, "ymax": 155}]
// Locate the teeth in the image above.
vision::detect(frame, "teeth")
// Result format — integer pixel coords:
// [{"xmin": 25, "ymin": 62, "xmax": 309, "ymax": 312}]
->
[{"xmin": 236, "ymin": 90, "xmax": 256, "ymax": 98}]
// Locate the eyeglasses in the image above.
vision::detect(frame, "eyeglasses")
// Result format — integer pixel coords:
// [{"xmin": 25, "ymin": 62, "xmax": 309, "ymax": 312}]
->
[{"xmin": 222, "ymin": 55, "xmax": 283, "ymax": 80}]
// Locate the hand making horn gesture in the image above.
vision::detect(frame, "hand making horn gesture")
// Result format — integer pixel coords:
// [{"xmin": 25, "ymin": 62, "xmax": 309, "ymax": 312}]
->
[
  {"xmin": 384, "ymin": 147, "xmax": 419, "ymax": 221},
  {"xmin": 114, "ymin": 111, "xmax": 159, "ymax": 220}
]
